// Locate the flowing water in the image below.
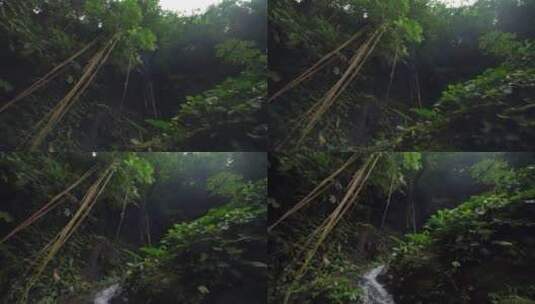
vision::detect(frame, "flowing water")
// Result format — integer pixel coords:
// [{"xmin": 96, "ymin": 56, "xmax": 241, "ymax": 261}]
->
[
  {"xmin": 359, "ymin": 265, "xmax": 395, "ymax": 304},
  {"xmin": 93, "ymin": 283, "xmax": 121, "ymax": 304}
]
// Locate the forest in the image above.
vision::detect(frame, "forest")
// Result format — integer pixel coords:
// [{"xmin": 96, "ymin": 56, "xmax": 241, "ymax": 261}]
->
[
  {"xmin": 269, "ymin": 0, "xmax": 535, "ymax": 151},
  {"xmin": 0, "ymin": 0, "xmax": 267, "ymax": 151},
  {"xmin": 268, "ymin": 152, "xmax": 535, "ymax": 303},
  {"xmin": 0, "ymin": 152, "xmax": 267, "ymax": 303}
]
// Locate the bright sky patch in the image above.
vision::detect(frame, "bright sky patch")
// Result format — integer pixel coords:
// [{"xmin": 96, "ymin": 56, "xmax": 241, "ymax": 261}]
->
[
  {"xmin": 159, "ymin": 0, "xmax": 222, "ymax": 14},
  {"xmin": 436, "ymin": 0, "xmax": 477, "ymax": 7}
]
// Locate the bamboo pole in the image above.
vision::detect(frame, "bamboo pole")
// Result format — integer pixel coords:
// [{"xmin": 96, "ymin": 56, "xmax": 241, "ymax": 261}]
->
[
  {"xmin": 281, "ymin": 153, "xmax": 382, "ymax": 304},
  {"xmin": 268, "ymin": 153, "xmax": 360, "ymax": 231},
  {"xmin": 294, "ymin": 28, "xmax": 386, "ymax": 147},
  {"xmin": 268, "ymin": 28, "xmax": 367, "ymax": 103},
  {"xmin": 0, "ymin": 39, "xmax": 98, "ymax": 114},
  {"xmin": 0, "ymin": 166, "xmax": 97, "ymax": 244},
  {"xmin": 28, "ymin": 35, "xmax": 120, "ymax": 150},
  {"xmin": 21, "ymin": 162, "xmax": 117, "ymax": 302}
]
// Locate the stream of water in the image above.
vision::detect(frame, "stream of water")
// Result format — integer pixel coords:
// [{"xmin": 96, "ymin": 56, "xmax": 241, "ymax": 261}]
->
[
  {"xmin": 93, "ymin": 266, "xmax": 394, "ymax": 304},
  {"xmin": 93, "ymin": 283, "xmax": 121, "ymax": 304},
  {"xmin": 359, "ymin": 265, "xmax": 395, "ymax": 304}
]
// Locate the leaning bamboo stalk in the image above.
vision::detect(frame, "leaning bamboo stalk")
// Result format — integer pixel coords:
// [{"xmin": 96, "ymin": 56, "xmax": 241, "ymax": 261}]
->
[
  {"xmin": 385, "ymin": 48, "xmax": 399, "ymax": 100},
  {"xmin": 297, "ymin": 164, "xmax": 368, "ymax": 255},
  {"xmin": 57, "ymin": 36, "xmax": 120, "ymax": 123},
  {"xmin": 27, "ymin": 169, "xmax": 114, "ymax": 286},
  {"xmin": 328, "ymin": 29, "xmax": 385, "ymax": 106},
  {"xmin": 269, "ymin": 28, "xmax": 367, "ymax": 103},
  {"xmin": 307, "ymin": 30, "xmax": 384, "ymax": 135},
  {"xmin": 0, "ymin": 166, "xmax": 96, "ymax": 244},
  {"xmin": 29, "ymin": 40, "xmax": 112, "ymax": 145},
  {"xmin": 61, "ymin": 166, "xmax": 115, "ymax": 243},
  {"xmin": 0, "ymin": 39, "xmax": 98, "ymax": 114},
  {"xmin": 295, "ymin": 28, "xmax": 385, "ymax": 146},
  {"xmin": 268, "ymin": 153, "xmax": 360, "ymax": 231},
  {"xmin": 120, "ymin": 55, "xmax": 134, "ymax": 108},
  {"xmin": 29, "ymin": 164, "xmax": 114, "ymax": 270},
  {"xmin": 277, "ymin": 28, "xmax": 384, "ymax": 150},
  {"xmin": 29, "ymin": 35, "xmax": 120, "ymax": 150},
  {"xmin": 301, "ymin": 154, "xmax": 380, "ymax": 269},
  {"xmin": 115, "ymin": 190, "xmax": 129, "ymax": 239},
  {"xmin": 301, "ymin": 153, "xmax": 379, "ymax": 255},
  {"xmin": 381, "ymin": 174, "xmax": 396, "ymax": 229},
  {"xmin": 22, "ymin": 162, "xmax": 116, "ymax": 302},
  {"xmin": 274, "ymin": 95, "xmax": 323, "ymax": 150},
  {"xmin": 283, "ymin": 153, "xmax": 381, "ymax": 304}
]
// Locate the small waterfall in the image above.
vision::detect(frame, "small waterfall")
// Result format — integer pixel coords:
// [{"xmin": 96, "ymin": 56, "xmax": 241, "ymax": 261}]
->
[
  {"xmin": 94, "ymin": 283, "xmax": 121, "ymax": 304},
  {"xmin": 359, "ymin": 265, "xmax": 395, "ymax": 304}
]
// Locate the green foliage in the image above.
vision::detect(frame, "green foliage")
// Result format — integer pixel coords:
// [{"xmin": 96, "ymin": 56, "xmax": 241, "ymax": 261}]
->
[
  {"xmin": 269, "ymin": 212, "xmax": 390, "ymax": 304},
  {"xmin": 126, "ymin": 27, "xmax": 157, "ymax": 52},
  {"xmin": 401, "ymin": 65, "xmax": 535, "ymax": 150},
  {"xmin": 85, "ymin": 0, "xmax": 143, "ymax": 33},
  {"xmin": 437, "ymin": 66, "xmax": 515, "ymax": 110},
  {"xmin": 0, "ymin": 0, "xmax": 265, "ymax": 150},
  {"xmin": 162, "ymin": 204, "xmax": 264, "ymax": 250},
  {"xmin": 0, "ymin": 79, "xmax": 13, "ymax": 93},
  {"xmin": 145, "ymin": 118, "xmax": 172, "ymax": 132},
  {"xmin": 207, "ymin": 172, "xmax": 267, "ymax": 207},
  {"xmin": 276, "ymin": 152, "xmax": 343, "ymax": 185},
  {"xmin": 122, "ymin": 153, "xmax": 155, "ymax": 185},
  {"xmin": 125, "ymin": 203, "xmax": 266, "ymax": 304},
  {"xmin": 490, "ymin": 294, "xmax": 535, "ymax": 304},
  {"xmin": 392, "ymin": 231, "xmax": 432, "ymax": 257},
  {"xmin": 216, "ymin": 39, "xmax": 266, "ymax": 71},
  {"xmin": 0, "ymin": 153, "xmax": 75, "ymax": 198},
  {"xmin": 410, "ymin": 107, "xmax": 442, "ymax": 121},
  {"xmin": 3, "ymin": 230, "xmax": 129, "ymax": 303},
  {"xmin": 84, "ymin": 0, "xmax": 157, "ymax": 67},
  {"xmin": 271, "ymin": 0, "xmax": 423, "ymax": 59},
  {"xmin": 207, "ymin": 172, "xmax": 243, "ymax": 198},
  {"xmin": 147, "ymin": 38, "xmax": 266, "ymax": 149},
  {"xmin": 424, "ymin": 193, "xmax": 509, "ymax": 236},
  {"xmin": 480, "ymin": 31, "xmax": 523, "ymax": 60},
  {"xmin": 123, "ymin": 165, "xmax": 266, "ymax": 303},
  {"xmin": 469, "ymin": 158, "xmax": 518, "ymax": 190},
  {"xmin": 0, "ymin": 152, "xmax": 265, "ymax": 302},
  {"xmin": 99, "ymin": 153, "xmax": 155, "ymax": 207},
  {"xmin": 177, "ymin": 70, "xmax": 264, "ymax": 125},
  {"xmin": 315, "ymin": 276, "xmax": 362, "ymax": 303},
  {"xmin": 269, "ymin": 0, "xmax": 340, "ymax": 55},
  {"xmin": 399, "ymin": 28, "xmax": 535, "ymax": 150},
  {"xmin": 401, "ymin": 152, "xmax": 422, "ymax": 171},
  {"xmin": 269, "ymin": 0, "xmax": 428, "ymax": 149},
  {"xmin": 480, "ymin": 31, "xmax": 535, "ymax": 67},
  {"xmin": 389, "ymin": 17, "xmax": 424, "ymax": 56},
  {"xmin": 388, "ymin": 159, "xmax": 535, "ymax": 303},
  {"xmin": 271, "ymin": 0, "xmax": 535, "ymax": 151},
  {"xmin": 0, "ymin": 211, "xmax": 13, "ymax": 223},
  {"xmin": 0, "ymin": 153, "xmax": 154, "ymax": 214},
  {"xmin": 366, "ymin": 152, "xmax": 422, "ymax": 198}
]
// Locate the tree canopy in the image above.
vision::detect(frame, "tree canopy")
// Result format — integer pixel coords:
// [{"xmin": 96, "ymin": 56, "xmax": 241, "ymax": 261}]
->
[
  {"xmin": 0, "ymin": 0, "xmax": 267, "ymax": 151},
  {"xmin": 269, "ymin": 0, "xmax": 535, "ymax": 151}
]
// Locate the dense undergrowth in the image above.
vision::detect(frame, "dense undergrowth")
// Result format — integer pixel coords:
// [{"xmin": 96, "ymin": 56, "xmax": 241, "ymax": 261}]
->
[
  {"xmin": 0, "ymin": 0, "xmax": 266, "ymax": 151},
  {"xmin": 399, "ymin": 32, "xmax": 535, "ymax": 150},
  {"xmin": 123, "ymin": 176, "xmax": 267, "ymax": 304},
  {"xmin": 269, "ymin": 214, "xmax": 391, "ymax": 303},
  {"xmin": 268, "ymin": 151, "xmax": 422, "ymax": 303},
  {"xmin": 269, "ymin": 151, "xmax": 535, "ymax": 304},
  {"xmin": 269, "ymin": 0, "xmax": 535, "ymax": 150},
  {"xmin": 386, "ymin": 157, "xmax": 535, "ymax": 303},
  {"xmin": 0, "ymin": 152, "xmax": 267, "ymax": 303}
]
